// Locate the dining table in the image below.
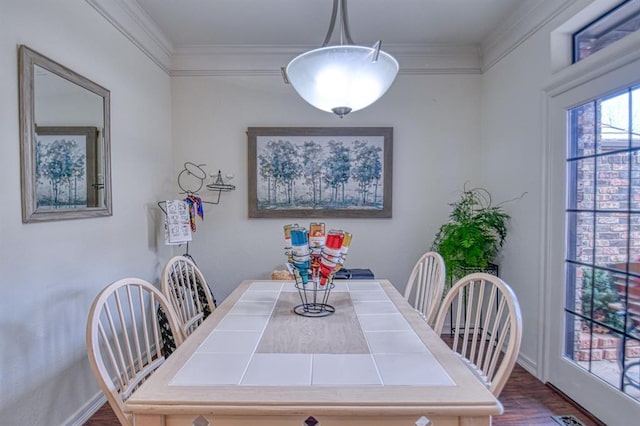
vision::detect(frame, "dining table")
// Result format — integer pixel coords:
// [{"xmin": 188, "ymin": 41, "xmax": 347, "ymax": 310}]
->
[{"xmin": 125, "ymin": 279, "xmax": 503, "ymax": 426}]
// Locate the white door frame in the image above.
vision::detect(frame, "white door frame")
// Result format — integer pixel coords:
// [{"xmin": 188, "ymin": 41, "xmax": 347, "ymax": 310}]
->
[{"xmin": 542, "ymin": 32, "xmax": 640, "ymax": 425}]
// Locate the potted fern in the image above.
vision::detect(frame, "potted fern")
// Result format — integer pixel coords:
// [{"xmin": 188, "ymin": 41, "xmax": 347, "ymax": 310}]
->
[{"xmin": 431, "ymin": 186, "xmax": 510, "ymax": 283}]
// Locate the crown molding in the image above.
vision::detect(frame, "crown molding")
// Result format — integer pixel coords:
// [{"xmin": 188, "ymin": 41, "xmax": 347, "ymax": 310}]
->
[
  {"xmin": 85, "ymin": 0, "xmax": 173, "ymax": 73},
  {"xmin": 388, "ymin": 44, "xmax": 482, "ymax": 75},
  {"xmin": 480, "ymin": 0, "xmax": 578, "ymax": 72},
  {"xmin": 170, "ymin": 44, "xmax": 482, "ymax": 77}
]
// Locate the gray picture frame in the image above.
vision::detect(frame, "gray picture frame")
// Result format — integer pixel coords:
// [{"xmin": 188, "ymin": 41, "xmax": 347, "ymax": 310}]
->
[
  {"xmin": 247, "ymin": 127, "xmax": 393, "ymax": 218},
  {"xmin": 18, "ymin": 45, "xmax": 112, "ymax": 223}
]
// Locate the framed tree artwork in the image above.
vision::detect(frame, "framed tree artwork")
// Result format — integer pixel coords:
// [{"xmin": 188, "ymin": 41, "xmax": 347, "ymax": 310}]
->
[
  {"xmin": 247, "ymin": 127, "xmax": 393, "ymax": 218},
  {"xmin": 33, "ymin": 126, "xmax": 102, "ymax": 209}
]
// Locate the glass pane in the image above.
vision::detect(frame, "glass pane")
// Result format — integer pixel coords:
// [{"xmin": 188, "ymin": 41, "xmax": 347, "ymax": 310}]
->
[
  {"xmin": 597, "ymin": 152, "xmax": 630, "ymax": 211},
  {"xmin": 568, "ymin": 263, "xmax": 584, "ymax": 315},
  {"xmin": 569, "ymin": 102, "xmax": 595, "ymax": 158},
  {"xmin": 578, "ymin": 266, "xmax": 624, "ymax": 332},
  {"xmin": 632, "ymin": 215, "xmax": 640, "ymax": 260},
  {"xmin": 624, "ymin": 270, "xmax": 640, "ymax": 328},
  {"xmin": 569, "ymin": 211, "xmax": 595, "ymax": 264},
  {"xmin": 632, "ymin": 86, "xmax": 640, "ymax": 148},
  {"xmin": 621, "ymin": 326, "xmax": 640, "ymax": 400},
  {"xmin": 565, "ymin": 312, "xmax": 583, "ymax": 361},
  {"xmin": 632, "ymin": 152, "xmax": 640, "ymax": 210},
  {"xmin": 595, "ymin": 212, "xmax": 628, "ymax": 267},
  {"xmin": 589, "ymin": 329, "xmax": 625, "ymax": 389},
  {"xmin": 569, "ymin": 158, "xmax": 595, "ymax": 210},
  {"xmin": 598, "ymin": 90, "xmax": 630, "ymax": 154}
]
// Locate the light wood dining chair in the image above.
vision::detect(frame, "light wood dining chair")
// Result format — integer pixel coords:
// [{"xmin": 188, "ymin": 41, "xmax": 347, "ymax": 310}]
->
[
  {"xmin": 433, "ymin": 272, "xmax": 522, "ymax": 397},
  {"xmin": 86, "ymin": 278, "xmax": 184, "ymax": 426},
  {"xmin": 162, "ymin": 255, "xmax": 216, "ymax": 340},
  {"xmin": 403, "ymin": 251, "xmax": 446, "ymax": 326}
]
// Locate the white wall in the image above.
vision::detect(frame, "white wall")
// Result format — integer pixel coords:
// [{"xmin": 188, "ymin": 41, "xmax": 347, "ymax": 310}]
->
[
  {"xmin": 2, "ymin": 0, "xmax": 572, "ymax": 423},
  {"xmin": 479, "ymin": 1, "xmax": 596, "ymax": 375},
  {"xmin": 479, "ymin": 37, "xmax": 547, "ymax": 373},
  {"xmin": 170, "ymin": 73, "xmax": 482, "ymax": 303},
  {"xmin": 0, "ymin": 1, "xmax": 173, "ymax": 424}
]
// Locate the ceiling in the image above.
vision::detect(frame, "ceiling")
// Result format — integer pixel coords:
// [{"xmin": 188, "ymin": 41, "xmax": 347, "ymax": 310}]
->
[
  {"xmin": 88, "ymin": 0, "xmax": 571, "ymax": 74},
  {"xmin": 134, "ymin": 0, "xmax": 524, "ymax": 48}
]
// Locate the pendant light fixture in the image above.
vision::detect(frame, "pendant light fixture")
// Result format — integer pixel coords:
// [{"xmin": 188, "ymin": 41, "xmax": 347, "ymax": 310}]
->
[{"xmin": 285, "ymin": 0, "xmax": 399, "ymax": 118}]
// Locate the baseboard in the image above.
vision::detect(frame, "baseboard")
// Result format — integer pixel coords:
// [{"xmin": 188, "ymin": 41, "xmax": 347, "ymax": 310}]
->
[
  {"xmin": 545, "ymin": 383, "xmax": 606, "ymax": 426},
  {"xmin": 64, "ymin": 391, "xmax": 106, "ymax": 426},
  {"xmin": 517, "ymin": 352, "xmax": 538, "ymax": 377},
  {"xmin": 69, "ymin": 343, "xmax": 160, "ymax": 425}
]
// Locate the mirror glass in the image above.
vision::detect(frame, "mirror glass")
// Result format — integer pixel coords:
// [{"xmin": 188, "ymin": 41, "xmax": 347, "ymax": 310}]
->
[{"xmin": 19, "ymin": 45, "xmax": 111, "ymax": 223}]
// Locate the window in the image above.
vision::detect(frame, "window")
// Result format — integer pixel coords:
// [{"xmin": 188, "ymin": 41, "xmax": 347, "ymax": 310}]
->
[
  {"xmin": 573, "ymin": 0, "xmax": 640, "ymax": 62},
  {"xmin": 565, "ymin": 85, "xmax": 640, "ymax": 399}
]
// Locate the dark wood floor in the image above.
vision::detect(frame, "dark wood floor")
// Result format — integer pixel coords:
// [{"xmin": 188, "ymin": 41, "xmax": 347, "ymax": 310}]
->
[
  {"xmin": 84, "ymin": 362, "xmax": 604, "ymax": 426},
  {"xmin": 495, "ymin": 363, "xmax": 603, "ymax": 425}
]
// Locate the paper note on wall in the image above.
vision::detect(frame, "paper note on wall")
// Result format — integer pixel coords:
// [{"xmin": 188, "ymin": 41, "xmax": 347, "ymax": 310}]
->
[{"xmin": 164, "ymin": 199, "xmax": 192, "ymax": 245}]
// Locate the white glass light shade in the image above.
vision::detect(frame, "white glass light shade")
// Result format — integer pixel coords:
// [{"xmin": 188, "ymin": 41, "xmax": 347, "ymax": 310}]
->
[{"xmin": 286, "ymin": 45, "xmax": 399, "ymax": 117}]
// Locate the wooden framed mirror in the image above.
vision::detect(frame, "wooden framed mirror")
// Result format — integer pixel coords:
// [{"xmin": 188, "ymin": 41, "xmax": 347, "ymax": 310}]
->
[{"xmin": 18, "ymin": 45, "xmax": 112, "ymax": 223}]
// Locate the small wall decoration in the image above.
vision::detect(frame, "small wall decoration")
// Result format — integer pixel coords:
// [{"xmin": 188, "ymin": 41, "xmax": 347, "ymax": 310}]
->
[{"xmin": 247, "ymin": 127, "xmax": 392, "ymax": 218}]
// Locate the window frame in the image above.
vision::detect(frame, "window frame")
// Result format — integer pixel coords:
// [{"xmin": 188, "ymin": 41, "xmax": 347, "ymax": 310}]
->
[{"xmin": 573, "ymin": 0, "xmax": 640, "ymax": 63}]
